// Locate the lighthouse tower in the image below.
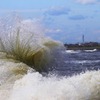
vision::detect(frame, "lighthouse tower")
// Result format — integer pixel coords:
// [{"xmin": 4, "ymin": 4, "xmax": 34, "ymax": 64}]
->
[{"xmin": 82, "ymin": 35, "xmax": 84, "ymax": 44}]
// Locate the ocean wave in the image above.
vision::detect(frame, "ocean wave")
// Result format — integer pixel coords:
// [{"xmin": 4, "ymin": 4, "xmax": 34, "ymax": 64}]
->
[
  {"xmin": 9, "ymin": 70, "xmax": 100, "ymax": 100},
  {"xmin": 0, "ymin": 57, "xmax": 100, "ymax": 100},
  {"xmin": 84, "ymin": 49, "xmax": 97, "ymax": 52},
  {"xmin": 65, "ymin": 60, "xmax": 100, "ymax": 64},
  {"xmin": 66, "ymin": 50, "xmax": 80, "ymax": 53},
  {"xmin": 0, "ymin": 16, "xmax": 100, "ymax": 100},
  {"xmin": 0, "ymin": 17, "xmax": 63, "ymax": 72}
]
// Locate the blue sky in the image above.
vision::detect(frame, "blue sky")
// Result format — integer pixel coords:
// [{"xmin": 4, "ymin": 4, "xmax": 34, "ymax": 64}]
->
[{"xmin": 0, "ymin": 0, "xmax": 100, "ymax": 43}]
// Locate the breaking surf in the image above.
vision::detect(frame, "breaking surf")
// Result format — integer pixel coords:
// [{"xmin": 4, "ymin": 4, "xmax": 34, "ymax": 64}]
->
[{"xmin": 0, "ymin": 16, "xmax": 100, "ymax": 100}]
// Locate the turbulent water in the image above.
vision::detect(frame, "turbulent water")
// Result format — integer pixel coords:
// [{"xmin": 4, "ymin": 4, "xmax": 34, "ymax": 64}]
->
[
  {"xmin": 0, "ymin": 16, "xmax": 100, "ymax": 100},
  {"xmin": 56, "ymin": 50, "xmax": 100, "ymax": 76}
]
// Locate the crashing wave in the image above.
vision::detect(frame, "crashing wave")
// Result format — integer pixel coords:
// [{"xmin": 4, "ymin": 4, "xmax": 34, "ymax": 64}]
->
[
  {"xmin": 9, "ymin": 70, "xmax": 100, "ymax": 100},
  {"xmin": 0, "ymin": 17, "xmax": 64, "ymax": 72},
  {"xmin": 0, "ymin": 16, "xmax": 100, "ymax": 100}
]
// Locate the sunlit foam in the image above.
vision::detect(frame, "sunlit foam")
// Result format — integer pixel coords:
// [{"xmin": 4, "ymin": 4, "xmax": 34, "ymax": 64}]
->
[
  {"xmin": 84, "ymin": 49, "xmax": 97, "ymax": 52},
  {"xmin": 66, "ymin": 50, "xmax": 80, "ymax": 53},
  {"xmin": 9, "ymin": 70, "xmax": 100, "ymax": 100}
]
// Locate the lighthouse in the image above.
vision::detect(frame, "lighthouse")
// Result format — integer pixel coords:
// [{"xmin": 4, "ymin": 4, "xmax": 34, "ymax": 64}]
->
[{"xmin": 82, "ymin": 35, "xmax": 84, "ymax": 44}]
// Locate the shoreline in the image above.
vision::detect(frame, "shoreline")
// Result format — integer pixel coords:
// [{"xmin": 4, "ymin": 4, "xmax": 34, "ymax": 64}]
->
[{"xmin": 64, "ymin": 42, "xmax": 100, "ymax": 50}]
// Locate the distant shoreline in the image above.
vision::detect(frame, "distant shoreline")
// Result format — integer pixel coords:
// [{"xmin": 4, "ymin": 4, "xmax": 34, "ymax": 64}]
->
[{"xmin": 64, "ymin": 42, "xmax": 100, "ymax": 50}]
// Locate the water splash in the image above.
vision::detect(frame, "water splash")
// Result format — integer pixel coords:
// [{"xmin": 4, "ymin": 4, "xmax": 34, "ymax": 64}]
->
[
  {"xmin": 0, "ymin": 15, "xmax": 64, "ymax": 72},
  {"xmin": 0, "ymin": 15, "xmax": 100, "ymax": 100}
]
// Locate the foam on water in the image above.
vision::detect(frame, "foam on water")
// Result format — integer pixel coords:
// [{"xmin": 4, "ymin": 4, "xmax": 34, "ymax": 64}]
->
[
  {"xmin": 0, "ymin": 57, "xmax": 31, "ymax": 100},
  {"xmin": 84, "ymin": 49, "xmax": 97, "ymax": 52},
  {"xmin": 66, "ymin": 49, "xmax": 97, "ymax": 54},
  {"xmin": 0, "ymin": 15, "xmax": 100, "ymax": 100},
  {"xmin": 9, "ymin": 70, "xmax": 100, "ymax": 100},
  {"xmin": 0, "ymin": 59, "xmax": 100, "ymax": 100},
  {"xmin": 65, "ymin": 60, "xmax": 100, "ymax": 64},
  {"xmin": 66, "ymin": 50, "xmax": 80, "ymax": 53}
]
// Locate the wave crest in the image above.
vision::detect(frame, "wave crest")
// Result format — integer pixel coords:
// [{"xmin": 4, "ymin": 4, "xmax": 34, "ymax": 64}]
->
[{"xmin": 0, "ymin": 17, "xmax": 63, "ymax": 72}]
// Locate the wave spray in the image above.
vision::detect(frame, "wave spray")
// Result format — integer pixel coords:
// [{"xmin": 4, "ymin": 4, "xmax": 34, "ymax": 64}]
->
[{"xmin": 0, "ymin": 15, "xmax": 100, "ymax": 100}]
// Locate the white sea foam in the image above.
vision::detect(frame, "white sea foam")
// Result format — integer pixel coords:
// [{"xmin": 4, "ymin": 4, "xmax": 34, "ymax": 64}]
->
[
  {"xmin": 8, "ymin": 70, "xmax": 100, "ymax": 100},
  {"xmin": 66, "ymin": 50, "xmax": 80, "ymax": 53},
  {"xmin": 0, "ymin": 59, "xmax": 100, "ymax": 100},
  {"xmin": 65, "ymin": 60, "xmax": 100, "ymax": 64},
  {"xmin": 84, "ymin": 49, "xmax": 97, "ymax": 52},
  {"xmin": 66, "ymin": 49, "xmax": 97, "ymax": 54},
  {"xmin": 0, "ymin": 57, "xmax": 32, "ymax": 100}
]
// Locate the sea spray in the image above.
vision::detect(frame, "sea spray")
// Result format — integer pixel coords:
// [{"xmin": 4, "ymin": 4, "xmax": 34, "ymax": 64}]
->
[
  {"xmin": 0, "ymin": 16, "xmax": 64, "ymax": 72},
  {"xmin": 0, "ymin": 15, "xmax": 100, "ymax": 100}
]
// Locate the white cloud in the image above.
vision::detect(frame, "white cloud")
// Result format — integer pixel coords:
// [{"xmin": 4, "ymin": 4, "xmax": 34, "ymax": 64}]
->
[
  {"xmin": 44, "ymin": 7, "xmax": 70, "ymax": 16},
  {"xmin": 76, "ymin": 0, "xmax": 98, "ymax": 4},
  {"xmin": 45, "ymin": 28, "xmax": 62, "ymax": 33}
]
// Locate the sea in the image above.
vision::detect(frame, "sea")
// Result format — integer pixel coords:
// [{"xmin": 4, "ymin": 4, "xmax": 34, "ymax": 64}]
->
[
  {"xmin": 55, "ymin": 49, "xmax": 100, "ymax": 76},
  {"xmin": 0, "ymin": 16, "xmax": 100, "ymax": 100}
]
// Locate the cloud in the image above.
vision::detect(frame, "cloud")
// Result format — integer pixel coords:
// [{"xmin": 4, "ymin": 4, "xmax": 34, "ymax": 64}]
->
[
  {"xmin": 69, "ymin": 15, "xmax": 87, "ymax": 20},
  {"xmin": 45, "ymin": 28, "xmax": 62, "ymax": 33},
  {"xmin": 44, "ymin": 7, "xmax": 70, "ymax": 16},
  {"xmin": 76, "ymin": 0, "xmax": 99, "ymax": 4}
]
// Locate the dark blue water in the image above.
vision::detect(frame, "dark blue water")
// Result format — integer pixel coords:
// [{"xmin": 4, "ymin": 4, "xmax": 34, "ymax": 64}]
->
[{"xmin": 53, "ymin": 50, "xmax": 100, "ymax": 76}]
